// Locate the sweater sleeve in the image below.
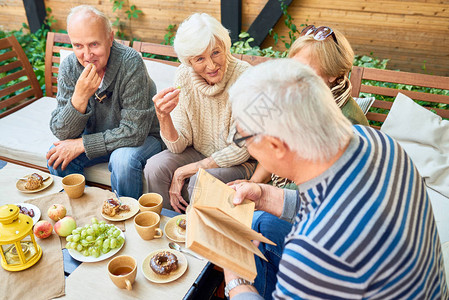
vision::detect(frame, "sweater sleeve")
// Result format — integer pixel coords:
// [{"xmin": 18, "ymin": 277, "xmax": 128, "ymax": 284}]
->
[
  {"xmin": 280, "ymin": 189, "xmax": 300, "ymax": 223},
  {"xmin": 211, "ymin": 119, "xmax": 250, "ymax": 167},
  {"xmin": 49, "ymin": 55, "xmax": 92, "ymax": 140},
  {"xmin": 160, "ymin": 66, "xmax": 193, "ymax": 153},
  {"xmin": 82, "ymin": 52, "xmax": 157, "ymax": 159}
]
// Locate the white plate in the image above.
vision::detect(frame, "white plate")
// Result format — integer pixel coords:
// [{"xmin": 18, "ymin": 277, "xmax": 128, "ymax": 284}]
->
[
  {"xmin": 142, "ymin": 249, "xmax": 188, "ymax": 283},
  {"xmin": 67, "ymin": 227, "xmax": 125, "ymax": 263},
  {"xmin": 16, "ymin": 203, "xmax": 41, "ymax": 224},
  {"xmin": 101, "ymin": 197, "xmax": 140, "ymax": 222}
]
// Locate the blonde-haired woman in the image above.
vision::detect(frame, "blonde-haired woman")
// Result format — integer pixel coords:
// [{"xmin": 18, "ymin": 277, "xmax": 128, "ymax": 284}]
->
[
  {"xmin": 144, "ymin": 13, "xmax": 255, "ymax": 212},
  {"xmin": 232, "ymin": 25, "xmax": 369, "ymax": 189}
]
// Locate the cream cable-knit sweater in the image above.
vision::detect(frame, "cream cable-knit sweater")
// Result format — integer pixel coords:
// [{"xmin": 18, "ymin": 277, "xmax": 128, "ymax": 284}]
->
[{"xmin": 161, "ymin": 55, "xmax": 251, "ymax": 168}]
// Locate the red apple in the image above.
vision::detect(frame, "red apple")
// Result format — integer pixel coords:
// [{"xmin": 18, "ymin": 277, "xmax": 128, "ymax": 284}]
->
[
  {"xmin": 54, "ymin": 216, "xmax": 76, "ymax": 237},
  {"xmin": 47, "ymin": 204, "xmax": 66, "ymax": 222},
  {"xmin": 33, "ymin": 220, "xmax": 53, "ymax": 239}
]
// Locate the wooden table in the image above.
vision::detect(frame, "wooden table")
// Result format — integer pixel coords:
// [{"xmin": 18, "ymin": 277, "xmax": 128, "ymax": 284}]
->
[{"xmin": 0, "ymin": 161, "xmax": 223, "ymax": 299}]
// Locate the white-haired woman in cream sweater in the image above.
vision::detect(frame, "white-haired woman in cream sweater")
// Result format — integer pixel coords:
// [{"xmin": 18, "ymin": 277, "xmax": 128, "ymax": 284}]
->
[{"xmin": 144, "ymin": 13, "xmax": 255, "ymax": 212}]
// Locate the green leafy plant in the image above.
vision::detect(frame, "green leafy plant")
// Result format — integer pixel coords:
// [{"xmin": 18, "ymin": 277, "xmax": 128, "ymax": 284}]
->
[
  {"xmin": 163, "ymin": 24, "xmax": 177, "ymax": 46},
  {"xmin": 231, "ymin": 32, "xmax": 287, "ymax": 57},
  {"xmin": 110, "ymin": 0, "xmax": 142, "ymax": 39}
]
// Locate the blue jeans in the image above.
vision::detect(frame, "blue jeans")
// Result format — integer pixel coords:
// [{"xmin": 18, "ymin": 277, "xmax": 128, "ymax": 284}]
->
[
  {"xmin": 252, "ymin": 212, "xmax": 293, "ymax": 300},
  {"xmin": 47, "ymin": 136, "xmax": 162, "ymax": 199}
]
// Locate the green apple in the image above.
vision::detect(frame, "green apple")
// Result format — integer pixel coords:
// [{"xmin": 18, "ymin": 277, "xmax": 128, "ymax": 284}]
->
[{"xmin": 54, "ymin": 216, "xmax": 76, "ymax": 237}]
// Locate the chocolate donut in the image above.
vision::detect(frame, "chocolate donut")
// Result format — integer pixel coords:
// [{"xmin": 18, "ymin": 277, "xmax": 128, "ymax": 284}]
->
[{"xmin": 150, "ymin": 251, "xmax": 178, "ymax": 275}]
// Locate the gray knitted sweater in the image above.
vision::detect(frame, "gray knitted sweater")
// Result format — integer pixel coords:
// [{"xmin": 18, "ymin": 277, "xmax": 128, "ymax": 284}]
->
[{"xmin": 50, "ymin": 41, "xmax": 160, "ymax": 159}]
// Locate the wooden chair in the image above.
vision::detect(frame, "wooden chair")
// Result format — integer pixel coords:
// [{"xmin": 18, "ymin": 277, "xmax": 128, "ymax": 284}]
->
[
  {"xmin": 45, "ymin": 32, "xmax": 131, "ymax": 97},
  {"xmin": 0, "ymin": 35, "xmax": 43, "ymax": 118},
  {"xmin": 350, "ymin": 66, "xmax": 449, "ymax": 128}
]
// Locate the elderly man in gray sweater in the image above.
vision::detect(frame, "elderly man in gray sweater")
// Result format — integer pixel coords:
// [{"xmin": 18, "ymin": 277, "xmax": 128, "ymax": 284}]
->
[{"xmin": 47, "ymin": 5, "xmax": 161, "ymax": 199}]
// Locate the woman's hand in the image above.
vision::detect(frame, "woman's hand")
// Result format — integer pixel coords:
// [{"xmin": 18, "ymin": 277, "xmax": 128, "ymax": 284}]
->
[
  {"xmin": 153, "ymin": 87, "xmax": 180, "ymax": 118},
  {"xmin": 169, "ymin": 163, "xmax": 198, "ymax": 213}
]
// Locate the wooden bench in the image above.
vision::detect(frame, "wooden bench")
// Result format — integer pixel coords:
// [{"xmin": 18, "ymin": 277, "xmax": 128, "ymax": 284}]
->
[{"xmin": 350, "ymin": 66, "xmax": 449, "ymax": 128}]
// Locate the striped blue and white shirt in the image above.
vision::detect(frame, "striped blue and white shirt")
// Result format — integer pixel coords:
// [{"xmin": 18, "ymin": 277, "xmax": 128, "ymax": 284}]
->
[
  {"xmin": 235, "ymin": 126, "xmax": 447, "ymax": 299},
  {"xmin": 275, "ymin": 126, "xmax": 447, "ymax": 299}
]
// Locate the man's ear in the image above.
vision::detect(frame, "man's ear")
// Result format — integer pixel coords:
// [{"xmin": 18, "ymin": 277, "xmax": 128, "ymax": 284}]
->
[
  {"xmin": 265, "ymin": 136, "xmax": 289, "ymax": 159},
  {"xmin": 109, "ymin": 31, "xmax": 114, "ymax": 45}
]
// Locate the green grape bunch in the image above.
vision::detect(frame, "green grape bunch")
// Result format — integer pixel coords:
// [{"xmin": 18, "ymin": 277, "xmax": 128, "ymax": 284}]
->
[{"xmin": 65, "ymin": 217, "xmax": 124, "ymax": 258}]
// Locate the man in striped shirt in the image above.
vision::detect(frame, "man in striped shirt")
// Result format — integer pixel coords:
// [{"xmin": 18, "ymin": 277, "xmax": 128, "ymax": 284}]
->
[{"xmin": 224, "ymin": 59, "xmax": 447, "ymax": 299}]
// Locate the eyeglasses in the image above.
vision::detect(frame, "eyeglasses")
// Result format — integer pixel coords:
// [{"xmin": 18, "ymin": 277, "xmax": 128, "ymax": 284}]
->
[
  {"xmin": 300, "ymin": 25, "xmax": 338, "ymax": 45},
  {"xmin": 232, "ymin": 131, "xmax": 259, "ymax": 148}
]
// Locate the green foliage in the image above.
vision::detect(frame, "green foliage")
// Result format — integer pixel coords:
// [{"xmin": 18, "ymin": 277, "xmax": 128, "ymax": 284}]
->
[
  {"xmin": 110, "ymin": 0, "xmax": 142, "ymax": 39},
  {"xmin": 270, "ymin": 0, "xmax": 306, "ymax": 50},
  {"xmin": 0, "ymin": 7, "xmax": 56, "ymax": 97},
  {"xmin": 230, "ymin": 32, "xmax": 287, "ymax": 58},
  {"xmin": 163, "ymin": 24, "xmax": 177, "ymax": 46}
]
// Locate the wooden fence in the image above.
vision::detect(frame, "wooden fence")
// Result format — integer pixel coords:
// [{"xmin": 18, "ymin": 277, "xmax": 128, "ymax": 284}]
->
[{"xmin": 1, "ymin": 0, "xmax": 448, "ymax": 76}]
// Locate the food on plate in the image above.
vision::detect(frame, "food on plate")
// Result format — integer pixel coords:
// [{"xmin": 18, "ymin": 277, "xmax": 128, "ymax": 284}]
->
[
  {"xmin": 33, "ymin": 220, "xmax": 53, "ymax": 239},
  {"xmin": 102, "ymin": 198, "xmax": 130, "ymax": 217},
  {"xmin": 176, "ymin": 218, "xmax": 186, "ymax": 235},
  {"xmin": 150, "ymin": 251, "xmax": 179, "ymax": 275},
  {"xmin": 47, "ymin": 204, "xmax": 67, "ymax": 221},
  {"xmin": 65, "ymin": 218, "xmax": 124, "ymax": 258},
  {"xmin": 16, "ymin": 204, "xmax": 35, "ymax": 218},
  {"xmin": 24, "ymin": 173, "xmax": 44, "ymax": 190},
  {"xmin": 54, "ymin": 216, "xmax": 77, "ymax": 237}
]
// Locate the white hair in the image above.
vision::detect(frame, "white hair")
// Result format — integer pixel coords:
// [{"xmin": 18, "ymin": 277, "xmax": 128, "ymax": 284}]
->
[
  {"xmin": 174, "ymin": 13, "xmax": 231, "ymax": 66},
  {"xmin": 229, "ymin": 59, "xmax": 353, "ymax": 162},
  {"xmin": 67, "ymin": 5, "xmax": 112, "ymax": 34}
]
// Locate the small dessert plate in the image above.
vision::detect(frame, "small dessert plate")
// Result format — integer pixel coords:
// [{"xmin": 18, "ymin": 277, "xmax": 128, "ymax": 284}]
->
[
  {"xmin": 164, "ymin": 215, "xmax": 186, "ymax": 243},
  {"xmin": 16, "ymin": 173, "xmax": 53, "ymax": 193},
  {"xmin": 15, "ymin": 203, "xmax": 41, "ymax": 224},
  {"xmin": 142, "ymin": 249, "xmax": 187, "ymax": 283},
  {"xmin": 101, "ymin": 197, "xmax": 140, "ymax": 221}
]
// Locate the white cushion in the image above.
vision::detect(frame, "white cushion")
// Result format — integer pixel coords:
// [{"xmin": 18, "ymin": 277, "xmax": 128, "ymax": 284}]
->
[
  {"xmin": 381, "ymin": 93, "xmax": 449, "ymax": 198},
  {"xmin": 59, "ymin": 49, "xmax": 73, "ymax": 66},
  {"xmin": 0, "ymin": 97, "xmax": 150, "ymax": 190},
  {"xmin": 354, "ymin": 97, "xmax": 375, "ymax": 115},
  {"xmin": 142, "ymin": 59, "xmax": 178, "ymax": 92}
]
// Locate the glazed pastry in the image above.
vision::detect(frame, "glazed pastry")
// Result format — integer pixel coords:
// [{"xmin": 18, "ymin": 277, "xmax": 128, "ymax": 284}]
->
[
  {"xmin": 176, "ymin": 218, "xmax": 186, "ymax": 235},
  {"xmin": 102, "ymin": 198, "xmax": 130, "ymax": 217},
  {"xmin": 150, "ymin": 251, "xmax": 178, "ymax": 275},
  {"xmin": 25, "ymin": 173, "xmax": 43, "ymax": 190}
]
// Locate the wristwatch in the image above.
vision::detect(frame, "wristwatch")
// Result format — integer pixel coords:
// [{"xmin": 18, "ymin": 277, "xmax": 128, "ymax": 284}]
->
[{"xmin": 224, "ymin": 278, "xmax": 254, "ymax": 298}]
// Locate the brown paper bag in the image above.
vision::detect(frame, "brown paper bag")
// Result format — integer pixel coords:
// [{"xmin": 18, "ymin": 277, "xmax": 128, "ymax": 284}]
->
[{"xmin": 186, "ymin": 169, "xmax": 275, "ymax": 281}]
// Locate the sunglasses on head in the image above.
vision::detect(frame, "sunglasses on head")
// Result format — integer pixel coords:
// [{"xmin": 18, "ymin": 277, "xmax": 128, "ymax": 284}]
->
[{"xmin": 300, "ymin": 25, "xmax": 338, "ymax": 45}]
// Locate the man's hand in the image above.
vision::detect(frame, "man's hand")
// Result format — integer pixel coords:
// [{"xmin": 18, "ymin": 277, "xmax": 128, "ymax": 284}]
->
[
  {"xmin": 230, "ymin": 182, "xmax": 284, "ymax": 217},
  {"xmin": 46, "ymin": 138, "xmax": 85, "ymax": 171},
  {"xmin": 71, "ymin": 64, "xmax": 102, "ymax": 113}
]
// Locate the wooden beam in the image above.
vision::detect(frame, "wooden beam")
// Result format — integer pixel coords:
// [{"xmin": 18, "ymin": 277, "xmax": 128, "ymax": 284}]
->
[
  {"xmin": 22, "ymin": 0, "xmax": 47, "ymax": 33},
  {"xmin": 247, "ymin": 0, "xmax": 293, "ymax": 47},
  {"xmin": 221, "ymin": 0, "xmax": 242, "ymax": 43}
]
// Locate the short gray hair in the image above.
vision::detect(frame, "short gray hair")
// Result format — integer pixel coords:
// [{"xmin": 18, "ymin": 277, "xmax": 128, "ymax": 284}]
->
[
  {"xmin": 67, "ymin": 5, "xmax": 112, "ymax": 34},
  {"xmin": 174, "ymin": 13, "xmax": 231, "ymax": 66},
  {"xmin": 229, "ymin": 59, "xmax": 353, "ymax": 162}
]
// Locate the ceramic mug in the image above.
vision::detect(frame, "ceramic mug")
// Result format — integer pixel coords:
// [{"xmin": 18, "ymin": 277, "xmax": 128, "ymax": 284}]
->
[
  {"xmin": 133, "ymin": 211, "xmax": 163, "ymax": 240},
  {"xmin": 138, "ymin": 193, "xmax": 163, "ymax": 215},
  {"xmin": 107, "ymin": 255, "xmax": 137, "ymax": 290},
  {"xmin": 62, "ymin": 174, "xmax": 85, "ymax": 198}
]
